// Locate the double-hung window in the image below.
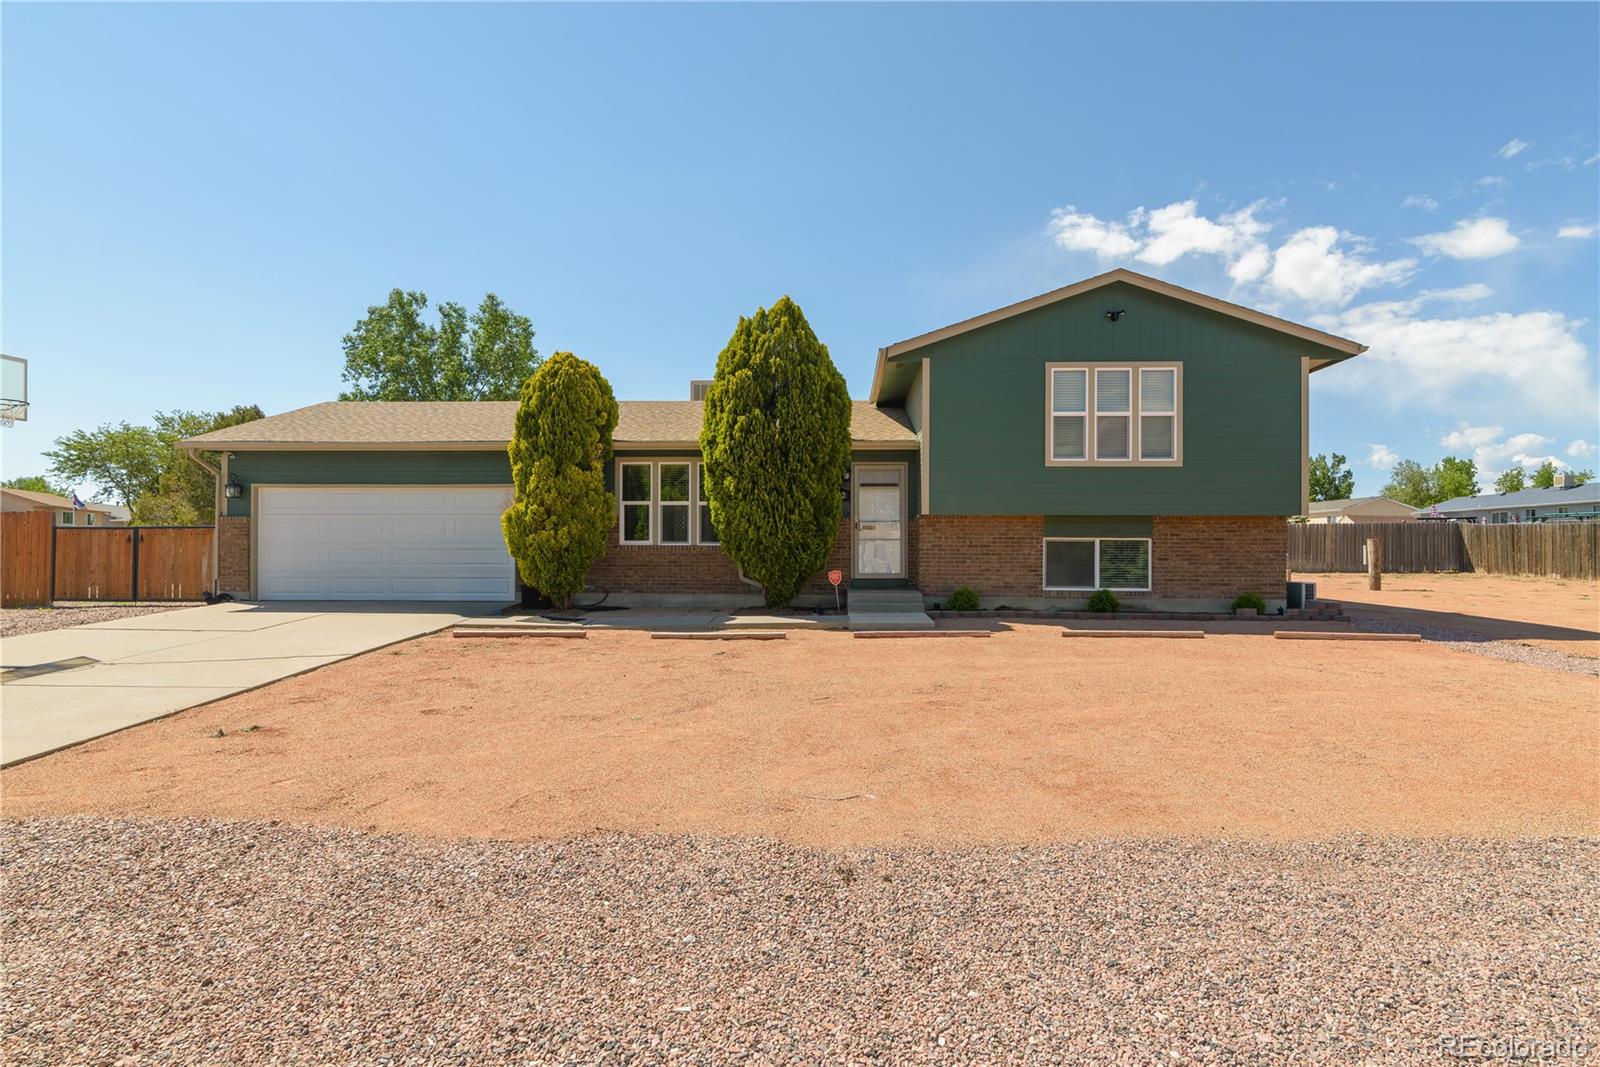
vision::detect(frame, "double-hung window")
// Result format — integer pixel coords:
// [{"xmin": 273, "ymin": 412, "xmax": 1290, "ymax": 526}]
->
[
  {"xmin": 1094, "ymin": 368, "xmax": 1132, "ymax": 461},
  {"xmin": 1139, "ymin": 368, "xmax": 1177, "ymax": 461},
  {"xmin": 696, "ymin": 465, "xmax": 719, "ymax": 544},
  {"xmin": 1046, "ymin": 363, "xmax": 1181, "ymax": 465},
  {"xmin": 1049, "ymin": 368, "xmax": 1088, "ymax": 461},
  {"xmin": 1043, "ymin": 537, "xmax": 1152, "ymax": 592},
  {"xmin": 620, "ymin": 462, "xmax": 653, "ymax": 544},
  {"xmin": 619, "ymin": 459, "xmax": 718, "ymax": 546}
]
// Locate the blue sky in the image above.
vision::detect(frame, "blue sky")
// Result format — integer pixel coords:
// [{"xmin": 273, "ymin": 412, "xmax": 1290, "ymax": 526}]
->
[{"xmin": 3, "ymin": 2, "xmax": 1597, "ymax": 498}]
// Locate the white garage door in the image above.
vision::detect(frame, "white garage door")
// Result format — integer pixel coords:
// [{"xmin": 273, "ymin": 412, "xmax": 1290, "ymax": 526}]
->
[{"xmin": 256, "ymin": 487, "xmax": 516, "ymax": 601}]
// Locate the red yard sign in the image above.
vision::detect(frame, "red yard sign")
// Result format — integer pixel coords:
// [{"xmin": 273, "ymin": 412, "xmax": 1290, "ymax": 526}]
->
[{"xmin": 828, "ymin": 569, "xmax": 842, "ymax": 586}]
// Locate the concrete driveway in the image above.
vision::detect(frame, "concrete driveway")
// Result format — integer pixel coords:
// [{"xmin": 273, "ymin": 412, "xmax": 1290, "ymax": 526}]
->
[{"xmin": 0, "ymin": 601, "xmax": 502, "ymax": 766}]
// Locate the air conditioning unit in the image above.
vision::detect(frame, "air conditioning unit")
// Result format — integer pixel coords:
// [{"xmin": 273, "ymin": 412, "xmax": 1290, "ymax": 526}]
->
[{"xmin": 689, "ymin": 379, "xmax": 713, "ymax": 401}]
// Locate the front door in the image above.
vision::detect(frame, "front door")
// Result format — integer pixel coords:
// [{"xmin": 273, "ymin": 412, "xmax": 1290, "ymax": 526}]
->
[{"xmin": 853, "ymin": 464, "xmax": 906, "ymax": 579}]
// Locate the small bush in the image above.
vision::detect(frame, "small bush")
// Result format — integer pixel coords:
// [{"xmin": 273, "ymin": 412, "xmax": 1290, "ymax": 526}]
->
[
  {"xmin": 946, "ymin": 586, "xmax": 980, "ymax": 612},
  {"xmin": 1231, "ymin": 592, "xmax": 1268, "ymax": 614},
  {"xmin": 1086, "ymin": 589, "xmax": 1120, "ymax": 613}
]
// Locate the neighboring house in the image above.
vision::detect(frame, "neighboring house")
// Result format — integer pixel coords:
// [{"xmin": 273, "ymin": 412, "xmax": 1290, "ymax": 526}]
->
[
  {"xmin": 1420, "ymin": 477, "xmax": 1600, "ymax": 524},
  {"xmin": 181, "ymin": 268, "xmax": 1365, "ymax": 610},
  {"xmin": 0, "ymin": 488, "xmax": 124, "ymax": 527},
  {"xmin": 1299, "ymin": 496, "xmax": 1416, "ymax": 524}
]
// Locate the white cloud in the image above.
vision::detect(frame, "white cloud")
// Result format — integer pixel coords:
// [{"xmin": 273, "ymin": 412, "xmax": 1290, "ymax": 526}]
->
[
  {"xmin": 1474, "ymin": 175, "xmax": 1508, "ymax": 188},
  {"xmin": 1437, "ymin": 424, "xmax": 1577, "ymax": 482},
  {"xmin": 1411, "ymin": 217, "xmax": 1520, "ymax": 260},
  {"xmin": 1587, "ymin": 154, "xmax": 1600, "ymax": 166},
  {"xmin": 1047, "ymin": 206, "xmax": 1140, "ymax": 258},
  {"xmin": 1558, "ymin": 222, "xmax": 1598, "ymax": 239},
  {"xmin": 1318, "ymin": 291, "xmax": 1596, "ymax": 420},
  {"xmin": 1367, "ymin": 444, "xmax": 1400, "ymax": 470},
  {"xmin": 1402, "ymin": 194, "xmax": 1439, "ymax": 211},
  {"xmin": 1136, "ymin": 200, "xmax": 1271, "ymax": 271},
  {"xmin": 1497, "ymin": 139, "xmax": 1531, "ymax": 159},
  {"xmin": 1268, "ymin": 227, "xmax": 1416, "ymax": 305},
  {"xmin": 1568, "ymin": 439, "xmax": 1596, "ymax": 459}
]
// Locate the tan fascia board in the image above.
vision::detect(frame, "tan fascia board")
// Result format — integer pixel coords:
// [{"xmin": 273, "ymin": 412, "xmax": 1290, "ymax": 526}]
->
[
  {"xmin": 868, "ymin": 268, "xmax": 1367, "ymax": 401},
  {"xmin": 185, "ymin": 438, "xmax": 916, "ymax": 452}
]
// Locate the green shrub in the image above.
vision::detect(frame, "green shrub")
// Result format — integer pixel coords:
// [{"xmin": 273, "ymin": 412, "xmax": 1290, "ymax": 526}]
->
[
  {"xmin": 1086, "ymin": 589, "xmax": 1120, "ymax": 613},
  {"xmin": 700, "ymin": 297, "xmax": 852, "ymax": 607},
  {"xmin": 1231, "ymin": 592, "xmax": 1268, "ymax": 614},
  {"xmin": 946, "ymin": 586, "xmax": 980, "ymax": 612},
  {"xmin": 501, "ymin": 352, "xmax": 619, "ymax": 608}
]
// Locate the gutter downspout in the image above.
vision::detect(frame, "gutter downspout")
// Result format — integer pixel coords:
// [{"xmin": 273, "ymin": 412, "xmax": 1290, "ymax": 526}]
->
[{"xmin": 182, "ymin": 445, "xmax": 223, "ymax": 596}]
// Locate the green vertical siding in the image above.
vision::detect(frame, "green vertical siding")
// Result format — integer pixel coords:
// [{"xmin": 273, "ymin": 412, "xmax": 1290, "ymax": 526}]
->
[
  {"xmin": 908, "ymin": 281, "xmax": 1339, "ymax": 516},
  {"xmin": 903, "ymin": 363, "xmax": 924, "ymax": 435}
]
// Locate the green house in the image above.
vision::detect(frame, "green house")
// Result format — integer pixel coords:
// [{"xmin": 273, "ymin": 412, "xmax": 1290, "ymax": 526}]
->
[{"xmin": 183, "ymin": 269, "xmax": 1364, "ymax": 610}]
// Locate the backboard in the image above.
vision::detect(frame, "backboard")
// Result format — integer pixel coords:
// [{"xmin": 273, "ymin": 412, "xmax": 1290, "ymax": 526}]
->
[{"xmin": 0, "ymin": 354, "xmax": 27, "ymax": 425}]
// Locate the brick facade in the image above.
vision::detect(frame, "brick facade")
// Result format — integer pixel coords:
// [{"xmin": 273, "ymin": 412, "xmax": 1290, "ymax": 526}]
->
[
  {"xmin": 1150, "ymin": 515, "xmax": 1286, "ymax": 600},
  {"xmin": 217, "ymin": 515, "xmax": 251, "ymax": 596},
  {"xmin": 917, "ymin": 515, "xmax": 1045, "ymax": 598},
  {"xmin": 916, "ymin": 513, "xmax": 1286, "ymax": 604},
  {"xmin": 583, "ymin": 518, "xmax": 861, "ymax": 598}
]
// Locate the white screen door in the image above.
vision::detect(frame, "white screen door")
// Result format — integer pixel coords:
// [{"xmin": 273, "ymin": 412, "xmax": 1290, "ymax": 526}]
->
[{"xmin": 853, "ymin": 465, "xmax": 905, "ymax": 578}]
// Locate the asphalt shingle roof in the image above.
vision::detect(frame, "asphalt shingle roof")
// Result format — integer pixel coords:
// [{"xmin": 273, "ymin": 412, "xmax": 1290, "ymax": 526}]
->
[
  {"xmin": 181, "ymin": 401, "xmax": 917, "ymax": 448},
  {"xmin": 1428, "ymin": 481, "xmax": 1600, "ymax": 513}
]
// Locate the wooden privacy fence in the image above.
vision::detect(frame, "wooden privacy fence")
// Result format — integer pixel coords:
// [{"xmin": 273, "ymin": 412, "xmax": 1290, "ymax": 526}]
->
[
  {"xmin": 1288, "ymin": 521, "xmax": 1599, "ymax": 580},
  {"xmin": 1, "ymin": 511, "xmax": 54, "ymax": 607},
  {"xmin": 0, "ymin": 519, "xmax": 214, "ymax": 607}
]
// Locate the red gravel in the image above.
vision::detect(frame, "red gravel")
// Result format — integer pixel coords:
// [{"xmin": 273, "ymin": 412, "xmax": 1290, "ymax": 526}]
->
[
  {"xmin": 5, "ymin": 626, "xmax": 1595, "ymax": 843},
  {"xmin": 3, "ymin": 818, "xmax": 1594, "ymax": 1065}
]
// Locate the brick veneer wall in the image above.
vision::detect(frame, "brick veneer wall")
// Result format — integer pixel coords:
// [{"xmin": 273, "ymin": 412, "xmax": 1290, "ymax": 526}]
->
[
  {"xmin": 217, "ymin": 515, "xmax": 251, "ymax": 596},
  {"xmin": 1150, "ymin": 515, "xmax": 1286, "ymax": 599},
  {"xmin": 583, "ymin": 518, "xmax": 863, "ymax": 596},
  {"xmin": 917, "ymin": 515, "xmax": 1044, "ymax": 597},
  {"xmin": 917, "ymin": 514, "xmax": 1286, "ymax": 602}
]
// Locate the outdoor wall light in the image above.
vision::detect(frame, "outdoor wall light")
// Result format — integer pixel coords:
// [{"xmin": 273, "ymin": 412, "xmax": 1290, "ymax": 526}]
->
[
  {"xmin": 224, "ymin": 474, "xmax": 243, "ymax": 499},
  {"xmin": 1104, "ymin": 309, "xmax": 1126, "ymax": 322}
]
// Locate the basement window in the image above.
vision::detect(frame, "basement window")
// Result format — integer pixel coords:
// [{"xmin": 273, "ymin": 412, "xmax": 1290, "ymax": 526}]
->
[{"xmin": 1043, "ymin": 537, "xmax": 1152, "ymax": 592}]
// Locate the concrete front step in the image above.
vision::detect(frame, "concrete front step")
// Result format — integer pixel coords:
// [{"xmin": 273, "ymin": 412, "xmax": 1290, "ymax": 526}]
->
[
  {"xmin": 846, "ymin": 610, "xmax": 935, "ymax": 631},
  {"xmin": 846, "ymin": 588, "xmax": 926, "ymax": 612}
]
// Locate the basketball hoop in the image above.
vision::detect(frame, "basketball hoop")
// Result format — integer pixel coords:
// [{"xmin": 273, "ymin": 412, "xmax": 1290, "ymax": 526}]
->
[{"xmin": 0, "ymin": 354, "xmax": 26, "ymax": 428}]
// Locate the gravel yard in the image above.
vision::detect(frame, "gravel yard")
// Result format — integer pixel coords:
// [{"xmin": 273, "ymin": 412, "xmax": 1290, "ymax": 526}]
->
[
  {"xmin": 1302, "ymin": 572, "xmax": 1600, "ymax": 661},
  {"xmin": 4, "ymin": 625, "xmax": 1595, "ymax": 843},
  {"xmin": 0, "ymin": 601, "xmax": 187, "ymax": 639},
  {"xmin": 3, "ymin": 818, "xmax": 1594, "ymax": 1065}
]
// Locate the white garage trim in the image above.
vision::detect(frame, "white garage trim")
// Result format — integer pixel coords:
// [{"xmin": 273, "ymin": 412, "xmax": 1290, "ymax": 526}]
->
[{"xmin": 252, "ymin": 484, "xmax": 516, "ymax": 602}]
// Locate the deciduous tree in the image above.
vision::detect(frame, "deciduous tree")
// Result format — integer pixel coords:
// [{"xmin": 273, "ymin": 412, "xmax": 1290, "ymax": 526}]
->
[
  {"xmin": 340, "ymin": 290, "xmax": 539, "ymax": 401},
  {"xmin": 1307, "ymin": 452, "xmax": 1354, "ymax": 502},
  {"xmin": 700, "ymin": 297, "xmax": 852, "ymax": 607}
]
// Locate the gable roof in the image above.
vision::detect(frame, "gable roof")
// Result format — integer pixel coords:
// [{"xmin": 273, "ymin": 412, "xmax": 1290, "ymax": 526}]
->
[
  {"xmin": 868, "ymin": 267, "xmax": 1367, "ymax": 402},
  {"xmin": 180, "ymin": 400, "xmax": 917, "ymax": 450},
  {"xmin": 1305, "ymin": 495, "xmax": 1413, "ymax": 516},
  {"xmin": 0, "ymin": 487, "xmax": 117, "ymax": 513},
  {"xmin": 1428, "ymin": 481, "xmax": 1600, "ymax": 514}
]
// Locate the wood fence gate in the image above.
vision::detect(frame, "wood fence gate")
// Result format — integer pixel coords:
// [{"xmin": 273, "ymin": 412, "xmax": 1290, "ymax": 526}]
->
[
  {"xmin": 1288, "ymin": 521, "xmax": 1599, "ymax": 580},
  {"xmin": 0, "ymin": 515, "xmax": 214, "ymax": 607}
]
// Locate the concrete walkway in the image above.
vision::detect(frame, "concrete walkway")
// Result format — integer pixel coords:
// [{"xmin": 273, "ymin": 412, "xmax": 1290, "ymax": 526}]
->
[{"xmin": 0, "ymin": 601, "xmax": 501, "ymax": 766}]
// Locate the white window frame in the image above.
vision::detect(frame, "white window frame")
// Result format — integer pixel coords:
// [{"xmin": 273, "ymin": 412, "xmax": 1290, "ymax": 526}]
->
[
  {"xmin": 1045, "ymin": 363, "xmax": 1183, "ymax": 468},
  {"xmin": 1093, "ymin": 367, "xmax": 1133, "ymax": 463},
  {"xmin": 1042, "ymin": 536, "xmax": 1153, "ymax": 593},
  {"xmin": 59, "ymin": 510, "xmax": 74, "ymax": 526},
  {"xmin": 1047, "ymin": 367, "xmax": 1088, "ymax": 462},
  {"xmin": 657, "ymin": 461, "xmax": 693, "ymax": 546},
  {"xmin": 618, "ymin": 461, "xmax": 654, "ymax": 545},
  {"xmin": 695, "ymin": 464, "xmax": 719, "ymax": 545},
  {"xmin": 1138, "ymin": 367, "xmax": 1178, "ymax": 462},
  {"xmin": 617, "ymin": 459, "xmax": 717, "ymax": 547}
]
